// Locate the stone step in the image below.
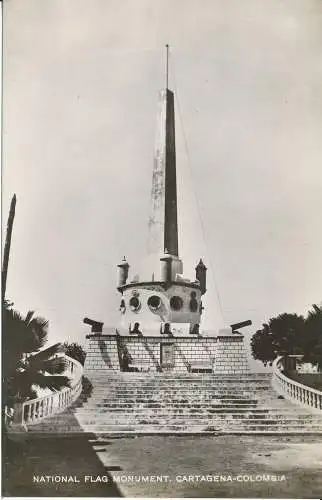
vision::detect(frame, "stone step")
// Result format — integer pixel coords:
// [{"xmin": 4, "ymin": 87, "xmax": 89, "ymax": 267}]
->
[
  {"xmin": 73, "ymin": 415, "xmax": 322, "ymax": 429},
  {"xmin": 90, "ymin": 387, "xmax": 273, "ymax": 393},
  {"xmin": 85, "ymin": 401, "xmax": 289, "ymax": 409},
  {"xmin": 40, "ymin": 412, "xmax": 318, "ymax": 423},
  {"xmin": 26, "ymin": 371, "xmax": 322, "ymax": 436},
  {"xmin": 27, "ymin": 424, "xmax": 322, "ymax": 434},
  {"xmin": 85, "ymin": 372, "xmax": 271, "ymax": 386},
  {"xmin": 91, "ymin": 391, "xmax": 276, "ymax": 401},
  {"xmin": 72, "ymin": 409, "xmax": 316, "ymax": 417},
  {"xmin": 87, "ymin": 377, "xmax": 272, "ymax": 384},
  {"xmin": 71, "ymin": 408, "xmax": 322, "ymax": 421},
  {"xmin": 90, "ymin": 373, "xmax": 261, "ymax": 376}
]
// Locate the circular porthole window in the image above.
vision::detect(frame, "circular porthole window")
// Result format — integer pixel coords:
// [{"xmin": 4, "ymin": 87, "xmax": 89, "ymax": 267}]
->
[
  {"xmin": 147, "ymin": 295, "xmax": 161, "ymax": 311},
  {"xmin": 170, "ymin": 295, "xmax": 183, "ymax": 311},
  {"xmin": 129, "ymin": 296, "xmax": 141, "ymax": 312}
]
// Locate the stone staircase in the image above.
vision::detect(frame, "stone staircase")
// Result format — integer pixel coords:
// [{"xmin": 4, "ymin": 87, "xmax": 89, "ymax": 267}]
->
[{"xmin": 26, "ymin": 372, "xmax": 322, "ymax": 435}]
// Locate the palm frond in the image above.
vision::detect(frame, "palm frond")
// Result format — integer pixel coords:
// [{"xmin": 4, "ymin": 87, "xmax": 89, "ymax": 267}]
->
[
  {"xmin": 30, "ymin": 343, "xmax": 63, "ymax": 362},
  {"xmin": 24, "ymin": 310, "xmax": 35, "ymax": 326}
]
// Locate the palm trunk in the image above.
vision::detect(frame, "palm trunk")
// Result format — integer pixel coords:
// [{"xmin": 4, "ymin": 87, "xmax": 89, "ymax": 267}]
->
[{"xmin": 2, "ymin": 194, "xmax": 16, "ymax": 301}]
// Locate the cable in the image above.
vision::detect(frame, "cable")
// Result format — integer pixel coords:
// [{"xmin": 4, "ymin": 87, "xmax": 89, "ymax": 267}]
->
[{"xmin": 169, "ymin": 53, "xmax": 225, "ymax": 324}]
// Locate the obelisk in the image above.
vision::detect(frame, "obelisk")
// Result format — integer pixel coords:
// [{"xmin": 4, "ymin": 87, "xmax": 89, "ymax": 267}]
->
[{"xmin": 147, "ymin": 45, "xmax": 178, "ymax": 258}]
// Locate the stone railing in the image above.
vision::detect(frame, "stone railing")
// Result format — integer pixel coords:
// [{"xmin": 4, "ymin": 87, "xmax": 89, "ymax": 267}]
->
[
  {"xmin": 272, "ymin": 356, "xmax": 322, "ymax": 412},
  {"xmin": 19, "ymin": 355, "xmax": 83, "ymax": 427}
]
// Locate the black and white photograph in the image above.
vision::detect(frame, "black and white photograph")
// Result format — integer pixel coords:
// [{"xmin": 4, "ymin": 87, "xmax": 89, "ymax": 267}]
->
[{"xmin": 2, "ymin": 0, "xmax": 322, "ymax": 497}]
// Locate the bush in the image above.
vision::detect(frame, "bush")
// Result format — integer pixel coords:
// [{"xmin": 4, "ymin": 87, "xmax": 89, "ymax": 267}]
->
[{"xmin": 63, "ymin": 342, "xmax": 87, "ymax": 366}]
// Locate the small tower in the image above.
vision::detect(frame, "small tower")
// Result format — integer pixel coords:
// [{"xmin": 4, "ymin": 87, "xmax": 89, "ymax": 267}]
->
[
  {"xmin": 195, "ymin": 259, "xmax": 207, "ymax": 295},
  {"xmin": 117, "ymin": 257, "xmax": 129, "ymax": 287}
]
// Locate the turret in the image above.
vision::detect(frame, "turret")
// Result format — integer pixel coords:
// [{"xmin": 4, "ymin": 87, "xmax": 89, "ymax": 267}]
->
[
  {"xmin": 195, "ymin": 258, "xmax": 207, "ymax": 295},
  {"xmin": 117, "ymin": 256, "xmax": 129, "ymax": 287}
]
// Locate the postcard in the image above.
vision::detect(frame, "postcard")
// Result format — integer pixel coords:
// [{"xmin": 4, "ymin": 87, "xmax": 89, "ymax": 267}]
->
[{"xmin": 2, "ymin": 0, "xmax": 322, "ymax": 498}]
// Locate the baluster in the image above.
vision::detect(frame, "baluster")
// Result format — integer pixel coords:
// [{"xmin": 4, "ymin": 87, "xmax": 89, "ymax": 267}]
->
[
  {"xmin": 26, "ymin": 403, "xmax": 32, "ymax": 423},
  {"xmin": 33, "ymin": 402, "xmax": 37, "ymax": 421},
  {"xmin": 23, "ymin": 404, "xmax": 27, "ymax": 424}
]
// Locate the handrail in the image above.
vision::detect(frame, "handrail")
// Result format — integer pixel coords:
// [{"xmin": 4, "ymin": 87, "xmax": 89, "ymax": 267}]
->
[
  {"xmin": 20, "ymin": 354, "xmax": 83, "ymax": 426},
  {"xmin": 272, "ymin": 356, "xmax": 322, "ymax": 412}
]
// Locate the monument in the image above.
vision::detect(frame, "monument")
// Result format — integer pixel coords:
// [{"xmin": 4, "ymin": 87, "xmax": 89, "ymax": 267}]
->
[{"xmin": 84, "ymin": 47, "xmax": 250, "ymax": 375}]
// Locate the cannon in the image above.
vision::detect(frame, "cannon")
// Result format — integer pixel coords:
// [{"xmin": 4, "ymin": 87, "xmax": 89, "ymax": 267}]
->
[
  {"xmin": 83, "ymin": 317, "xmax": 104, "ymax": 333},
  {"xmin": 230, "ymin": 319, "xmax": 252, "ymax": 333}
]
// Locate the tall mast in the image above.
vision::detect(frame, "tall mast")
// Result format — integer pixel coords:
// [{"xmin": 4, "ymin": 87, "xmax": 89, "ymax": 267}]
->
[{"xmin": 165, "ymin": 44, "xmax": 169, "ymax": 89}]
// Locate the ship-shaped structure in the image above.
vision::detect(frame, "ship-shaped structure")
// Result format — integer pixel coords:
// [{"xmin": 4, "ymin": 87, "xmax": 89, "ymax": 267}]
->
[{"xmin": 84, "ymin": 47, "xmax": 250, "ymax": 375}]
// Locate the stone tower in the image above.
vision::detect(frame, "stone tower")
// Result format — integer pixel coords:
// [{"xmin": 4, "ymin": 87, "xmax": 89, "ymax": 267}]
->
[{"xmin": 116, "ymin": 49, "xmax": 206, "ymax": 336}]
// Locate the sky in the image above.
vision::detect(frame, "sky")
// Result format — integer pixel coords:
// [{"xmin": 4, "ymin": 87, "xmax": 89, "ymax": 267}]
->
[{"xmin": 2, "ymin": 0, "xmax": 322, "ymax": 370}]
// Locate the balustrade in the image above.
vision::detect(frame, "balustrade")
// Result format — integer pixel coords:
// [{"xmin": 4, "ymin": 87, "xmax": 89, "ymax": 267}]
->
[
  {"xmin": 272, "ymin": 356, "xmax": 322, "ymax": 412},
  {"xmin": 21, "ymin": 355, "xmax": 83, "ymax": 426}
]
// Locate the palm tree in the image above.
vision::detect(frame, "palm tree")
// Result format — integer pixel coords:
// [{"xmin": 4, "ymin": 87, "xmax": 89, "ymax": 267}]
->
[
  {"xmin": 2, "ymin": 304, "xmax": 70, "ymax": 406},
  {"xmin": 2, "ymin": 194, "xmax": 16, "ymax": 301}
]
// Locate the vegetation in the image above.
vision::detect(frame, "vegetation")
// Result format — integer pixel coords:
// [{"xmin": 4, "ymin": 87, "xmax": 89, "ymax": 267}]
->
[
  {"xmin": 63, "ymin": 342, "xmax": 87, "ymax": 366},
  {"xmin": 2, "ymin": 301, "xmax": 70, "ymax": 406},
  {"xmin": 251, "ymin": 304, "xmax": 322, "ymax": 368}
]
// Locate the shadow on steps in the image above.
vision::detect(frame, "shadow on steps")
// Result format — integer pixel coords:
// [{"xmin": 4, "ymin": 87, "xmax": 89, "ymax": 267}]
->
[{"xmin": 3, "ymin": 428, "xmax": 123, "ymax": 497}]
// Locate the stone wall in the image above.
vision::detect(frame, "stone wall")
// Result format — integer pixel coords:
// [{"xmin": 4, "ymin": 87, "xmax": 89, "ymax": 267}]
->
[
  {"xmin": 84, "ymin": 335, "xmax": 120, "ymax": 371},
  {"xmin": 84, "ymin": 334, "xmax": 249, "ymax": 374},
  {"xmin": 213, "ymin": 337, "xmax": 249, "ymax": 374}
]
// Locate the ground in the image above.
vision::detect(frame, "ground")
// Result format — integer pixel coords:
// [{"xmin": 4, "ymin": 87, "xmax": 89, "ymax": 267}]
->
[
  {"xmin": 2, "ymin": 433, "xmax": 122, "ymax": 497},
  {"xmin": 3, "ymin": 434, "xmax": 322, "ymax": 497}
]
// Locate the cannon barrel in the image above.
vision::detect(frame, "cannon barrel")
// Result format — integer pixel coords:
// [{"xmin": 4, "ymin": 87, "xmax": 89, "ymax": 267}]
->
[
  {"xmin": 230, "ymin": 319, "xmax": 252, "ymax": 331},
  {"xmin": 83, "ymin": 317, "xmax": 104, "ymax": 333}
]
